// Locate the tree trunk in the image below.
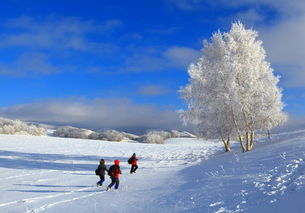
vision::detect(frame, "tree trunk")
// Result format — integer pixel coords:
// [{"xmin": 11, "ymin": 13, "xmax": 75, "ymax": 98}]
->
[
  {"xmin": 250, "ymin": 131, "xmax": 254, "ymax": 150},
  {"xmin": 231, "ymin": 107, "xmax": 246, "ymax": 152},
  {"xmin": 246, "ymin": 131, "xmax": 255, "ymax": 151},
  {"xmin": 238, "ymin": 135, "xmax": 246, "ymax": 152},
  {"xmin": 267, "ymin": 129, "xmax": 271, "ymax": 139},
  {"xmin": 222, "ymin": 138, "xmax": 231, "ymax": 152},
  {"xmin": 246, "ymin": 132, "xmax": 250, "ymax": 151}
]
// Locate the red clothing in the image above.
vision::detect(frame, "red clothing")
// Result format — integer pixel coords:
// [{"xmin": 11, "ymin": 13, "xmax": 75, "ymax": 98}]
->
[
  {"xmin": 111, "ymin": 160, "xmax": 121, "ymax": 178},
  {"xmin": 131, "ymin": 156, "xmax": 138, "ymax": 166},
  {"xmin": 113, "ymin": 165, "xmax": 121, "ymax": 178}
]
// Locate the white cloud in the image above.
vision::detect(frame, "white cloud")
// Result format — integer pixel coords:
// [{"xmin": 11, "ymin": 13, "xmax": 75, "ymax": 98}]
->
[
  {"xmin": 164, "ymin": 46, "xmax": 200, "ymax": 68},
  {"xmin": 0, "ymin": 98, "xmax": 187, "ymax": 133},
  {"xmin": 137, "ymin": 85, "xmax": 169, "ymax": 96},
  {"xmin": 124, "ymin": 48, "xmax": 167, "ymax": 72},
  {"xmin": 166, "ymin": 0, "xmax": 207, "ymax": 11},
  {"xmin": 232, "ymin": 9, "xmax": 265, "ymax": 26},
  {"xmin": 0, "ymin": 52, "xmax": 62, "ymax": 76},
  {"xmin": 259, "ymin": 15, "xmax": 305, "ymax": 88},
  {"xmin": 206, "ymin": 0, "xmax": 305, "ymax": 16},
  {"xmin": 0, "ymin": 15, "xmax": 121, "ymax": 53},
  {"xmin": 0, "ymin": 15, "xmax": 121, "ymax": 76},
  {"xmin": 17, "ymin": 52, "xmax": 60, "ymax": 74},
  {"xmin": 273, "ymin": 114, "xmax": 305, "ymax": 133},
  {"xmin": 124, "ymin": 46, "xmax": 200, "ymax": 72}
]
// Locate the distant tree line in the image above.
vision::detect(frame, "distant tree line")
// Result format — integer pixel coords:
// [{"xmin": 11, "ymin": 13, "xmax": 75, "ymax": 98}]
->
[{"xmin": 53, "ymin": 126, "xmax": 195, "ymax": 144}]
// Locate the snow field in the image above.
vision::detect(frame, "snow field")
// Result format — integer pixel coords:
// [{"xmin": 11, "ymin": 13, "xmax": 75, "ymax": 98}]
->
[
  {"xmin": 0, "ymin": 135, "xmax": 223, "ymax": 213},
  {"xmin": 1, "ymin": 130, "xmax": 305, "ymax": 212}
]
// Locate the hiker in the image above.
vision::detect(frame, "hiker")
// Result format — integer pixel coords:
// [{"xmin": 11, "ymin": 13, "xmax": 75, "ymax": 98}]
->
[
  {"xmin": 96, "ymin": 159, "xmax": 108, "ymax": 186},
  {"xmin": 128, "ymin": 153, "xmax": 138, "ymax": 174},
  {"xmin": 107, "ymin": 160, "xmax": 122, "ymax": 191}
]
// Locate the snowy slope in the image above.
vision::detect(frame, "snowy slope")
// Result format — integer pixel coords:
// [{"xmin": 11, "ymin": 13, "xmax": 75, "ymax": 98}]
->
[
  {"xmin": 0, "ymin": 130, "xmax": 305, "ymax": 213},
  {"xmin": 153, "ymin": 130, "xmax": 305, "ymax": 213}
]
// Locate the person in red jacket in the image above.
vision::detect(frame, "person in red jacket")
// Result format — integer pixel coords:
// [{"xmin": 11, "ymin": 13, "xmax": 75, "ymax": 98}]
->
[
  {"xmin": 106, "ymin": 160, "xmax": 122, "ymax": 191},
  {"xmin": 129, "ymin": 153, "xmax": 138, "ymax": 174}
]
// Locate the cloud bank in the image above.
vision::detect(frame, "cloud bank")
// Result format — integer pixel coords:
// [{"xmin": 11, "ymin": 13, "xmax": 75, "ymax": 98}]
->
[
  {"xmin": 259, "ymin": 15, "xmax": 305, "ymax": 88},
  {"xmin": 273, "ymin": 114, "xmax": 305, "ymax": 133},
  {"xmin": 0, "ymin": 98, "xmax": 187, "ymax": 134}
]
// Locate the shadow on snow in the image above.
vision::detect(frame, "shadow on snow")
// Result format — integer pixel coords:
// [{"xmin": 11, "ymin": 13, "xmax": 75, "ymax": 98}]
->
[{"xmin": 0, "ymin": 150, "xmax": 128, "ymax": 171}]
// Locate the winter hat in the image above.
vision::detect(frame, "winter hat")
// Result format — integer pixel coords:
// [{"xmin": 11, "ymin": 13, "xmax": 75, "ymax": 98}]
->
[
  {"xmin": 114, "ymin": 160, "xmax": 120, "ymax": 165},
  {"xmin": 132, "ymin": 153, "xmax": 136, "ymax": 156}
]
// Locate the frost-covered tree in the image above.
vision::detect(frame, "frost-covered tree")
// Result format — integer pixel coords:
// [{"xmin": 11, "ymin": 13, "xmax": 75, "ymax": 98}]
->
[
  {"xmin": 0, "ymin": 117, "xmax": 46, "ymax": 136},
  {"xmin": 98, "ymin": 130, "xmax": 125, "ymax": 142},
  {"xmin": 180, "ymin": 22, "xmax": 287, "ymax": 152},
  {"xmin": 53, "ymin": 126, "xmax": 93, "ymax": 139},
  {"xmin": 137, "ymin": 130, "xmax": 172, "ymax": 144}
]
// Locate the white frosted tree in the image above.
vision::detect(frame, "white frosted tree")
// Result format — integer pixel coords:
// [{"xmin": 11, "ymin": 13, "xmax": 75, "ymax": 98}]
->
[{"xmin": 180, "ymin": 22, "xmax": 287, "ymax": 152}]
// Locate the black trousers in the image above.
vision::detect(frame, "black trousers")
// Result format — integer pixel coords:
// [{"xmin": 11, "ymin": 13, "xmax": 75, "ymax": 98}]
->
[
  {"xmin": 130, "ymin": 165, "xmax": 138, "ymax": 173},
  {"xmin": 99, "ymin": 174, "xmax": 105, "ymax": 181},
  {"xmin": 97, "ymin": 175, "xmax": 105, "ymax": 185}
]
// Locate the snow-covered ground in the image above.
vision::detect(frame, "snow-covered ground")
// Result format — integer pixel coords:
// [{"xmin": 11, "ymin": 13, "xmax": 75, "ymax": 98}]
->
[{"xmin": 0, "ymin": 130, "xmax": 305, "ymax": 212}]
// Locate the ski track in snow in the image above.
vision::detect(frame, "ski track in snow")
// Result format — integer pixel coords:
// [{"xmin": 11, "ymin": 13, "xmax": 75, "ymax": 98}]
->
[
  {"xmin": 2, "ymin": 170, "xmax": 57, "ymax": 181},
  {"xmin": 26, "ymin": 187, "xmax": 106, "ymax": 213},
  {"xmin": 0, "ymin": 184, "xmax": 98, "ymax": 208},
  {"xmin": 0, "ymin": 169, "xmax": 115, "ymax": 212}
]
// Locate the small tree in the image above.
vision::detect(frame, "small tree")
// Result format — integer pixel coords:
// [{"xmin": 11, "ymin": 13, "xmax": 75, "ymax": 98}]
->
[{"xmin": 180, "ymin": 22, "xmax": 287, "ymax": 152}]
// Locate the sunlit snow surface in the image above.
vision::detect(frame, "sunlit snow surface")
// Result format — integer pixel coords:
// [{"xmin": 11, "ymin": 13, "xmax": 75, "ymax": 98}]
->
[{"xmin": 0, "ymin": 130, "xmax": 305, "ymax": 212}]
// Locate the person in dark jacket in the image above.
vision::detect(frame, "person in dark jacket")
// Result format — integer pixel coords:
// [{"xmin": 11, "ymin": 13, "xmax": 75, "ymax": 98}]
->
[
  {"xmin": 96, "ymin": 159, "xmax": 108, "ymax": 186},
  {"xmin": 129, "ymin": 153, "xmax": 138, "ymax": 174},
  {"xmin": 106, "ymin": 160, "xmax": 122, "ymax": 191}
]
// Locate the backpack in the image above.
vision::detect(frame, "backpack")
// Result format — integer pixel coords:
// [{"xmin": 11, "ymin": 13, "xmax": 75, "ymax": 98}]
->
[
  {"xmin": 108, "ymin": 165, "xmax": 115, "ymax": 176},
  {"xmin": 95, "ymin": 167, "xmax": 99, "ymax": 175},
  {"xmin": 128, "ymin": 158, "xmax": 133, "ymax": 164}
]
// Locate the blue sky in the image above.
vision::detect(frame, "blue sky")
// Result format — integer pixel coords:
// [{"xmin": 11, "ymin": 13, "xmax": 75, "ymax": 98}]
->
[{"xmin": 0, "ymin": 0, "xmax": 304, "ymax": 133}]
